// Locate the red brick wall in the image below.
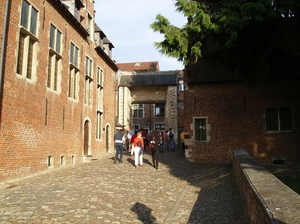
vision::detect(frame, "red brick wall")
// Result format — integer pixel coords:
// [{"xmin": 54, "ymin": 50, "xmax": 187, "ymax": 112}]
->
[
  {"xmin": 0, "ymin": 0, "xmax": 116, "ymax": 182},
  {"xmin": 132, "ymin": 104, "xmax": 166, "ymax": 131},
  {"xmin": 183, "ymin": 80, "xmax": 300, "ymax": 165}
]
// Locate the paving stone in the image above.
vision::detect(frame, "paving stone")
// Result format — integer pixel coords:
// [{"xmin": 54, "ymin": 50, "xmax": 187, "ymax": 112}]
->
[{"xmin": 0, "ymin": 149, "xmax": 246, "ymax": 223}]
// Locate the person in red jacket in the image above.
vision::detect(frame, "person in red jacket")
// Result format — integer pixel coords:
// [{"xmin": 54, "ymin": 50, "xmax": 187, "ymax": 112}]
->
[
  {"xmin": 131, "ymin": 131, "xmax": 144, "ymax": 168},
  {"xmin": 130, "ymin": 130, "xmax": 137, "ymax": 152}
]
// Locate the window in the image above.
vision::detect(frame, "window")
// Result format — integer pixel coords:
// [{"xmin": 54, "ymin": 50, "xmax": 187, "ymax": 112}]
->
[
  {"xmin": 266, "ymin": 108, "xmax": 293, "ymax": 131},
  {"xmin": 178, "ymin": 80, "xmax": 184, "ymax": 92},
  {"xmin": 96, "ymin": 67, "xmax": 103, "ymax": 111},
  {"xmin": 84, "ymin": 56, "xmax": 93, "ymax": 106},
  {"xmin": 155, "ymin": 103, "xmax": 165, "ymax": 117},
  {"xmin": 195, "ymin": 118, "xmax": 207, "ymax": 141},
  {"xmin": 96, "ymin": 66, "xmax": 103, "ymax": 139},
  {"xmin": 133, "ymin": 104, "xmax": 144, "ymax": 118},
  {"xmin": 154, "ymin": 123, "xmax": 165, "ymax": 131},
  {"xmin": 17, "ymin": 0, "xmax": 38, "ymax": 80},
  {"xmin": 133, "ymin": 124, "xmax": 140, "ymax": 130},
  {"xmin": 68, "ymin": 42, "xmax": 79, "ymax": 100},
  {"xmin": 97, "ymin": 67, "xmax": 103, "ymax": 87},
  {"xmin": 70, "ymin": 42, "xmax": 79, "ymax": 67},
  {"xmin": 20, "ymin": 0, "xmax": 38, "ymax": 36},
  {"xmin": 87, "ymin": 13, "xmax": 93, "ymax": 39},
  {"xmin": 96, "ymin": 111, "xmax": 102, "ymax": 140},
  {"xmin": 47, "ymin": 24, "xmax": 62, "ymax": 91}
]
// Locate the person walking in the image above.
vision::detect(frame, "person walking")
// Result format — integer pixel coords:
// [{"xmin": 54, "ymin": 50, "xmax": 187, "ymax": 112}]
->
[
  {"xmin": 131, "ymin": 131, "xmax": 144, "ymax": 168},
  {"xmin": 164, "ymin": 130, "xmax": 169, "ymax": 151},
  {"xmin": 159, "ymin": 129, "xmax": 164, "ymax": 153},
  {"xmin": 127, "ymin": 125, "xmax": 135, "ymax": 153},
  {"xmin": 130, "ymin": 130, "xmax": 137, "ymax": 153},
  {"xmin": 180, "ymin": 130, "xmax": 185, "ymax": 151},
  {"xmin": 146, "ymin": 129, "xmax": 154, "ymax": 150},
  {"xmin": 114, "ymin": 128, "xmax": 125, "ymax": 163},
  {"xmin": 167, "ymin": 128, "xmax": 175, "ymax": 152},
  {"xmin": 150, "ymin": 131, "xmax": 160, "ymax": 169}
]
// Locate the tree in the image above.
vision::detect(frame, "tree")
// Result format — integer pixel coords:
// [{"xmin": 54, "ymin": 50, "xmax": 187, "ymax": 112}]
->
[{"xmin": 151, "ymin": 0, "xmax": 300, "ymax": 84}]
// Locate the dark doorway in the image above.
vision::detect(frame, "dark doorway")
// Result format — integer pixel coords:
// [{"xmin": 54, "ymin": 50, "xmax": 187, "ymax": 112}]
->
[
  {"xmin": 84, "ymin": 120, "xmax": 89, "ymax": 155},
  {"xmin": 105, "ymin": 124, "xmax": 109, "ymax": 152}
]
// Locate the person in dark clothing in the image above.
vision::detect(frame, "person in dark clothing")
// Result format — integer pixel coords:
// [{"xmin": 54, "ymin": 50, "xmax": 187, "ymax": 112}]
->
[
  {"xmin": 150, "ymin": 131, "xmax": 160, "ymax": 169},
  {"xmin": 114, "ymin": 128, "xmax": 125, "ymax": 163}
]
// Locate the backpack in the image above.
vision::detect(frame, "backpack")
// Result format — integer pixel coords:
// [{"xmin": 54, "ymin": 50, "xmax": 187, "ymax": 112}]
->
[
  {"xmin": 137, "ymin": 141, "xmax": 144, "ymax": 155},
  {"xmin": 169, "ymin": 131, "xmax": 174, "ymax": 139}
]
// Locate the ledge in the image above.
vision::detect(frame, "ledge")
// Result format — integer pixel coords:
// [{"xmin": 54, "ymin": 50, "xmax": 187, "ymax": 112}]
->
[{"xmin": 232, "ymin": 149, "xmax": 300, "ymax": 224}]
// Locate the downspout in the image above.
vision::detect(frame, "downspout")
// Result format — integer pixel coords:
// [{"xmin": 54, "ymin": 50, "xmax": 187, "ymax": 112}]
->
[
  {"xmin": 122, "ymin": 87, "xmax": 124, "ymax": 127},
  {"xmin": 0, "ymin": 0, "xmax": 11, "ymax": 99}
]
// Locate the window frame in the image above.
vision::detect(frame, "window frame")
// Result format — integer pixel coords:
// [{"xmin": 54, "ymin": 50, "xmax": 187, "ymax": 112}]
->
[
  {"xmin": 132, "ymin": 104, "xmax": 144, "ymax": 118},
  {"xmin": 96, "ymin": 111, "xmax": 102, "ymax": 140},
  {"xmin": 265, "ymin": 107, "xmax": 293, "ymax": 132},
  {"xmin": 133, "ymin": 124, "xmax": 140, "ymax": 130},
  {"xmin": 194, "ymin": 117, "xmax": 208, "ymax": 142},
  {"xmin": 47, "ymin": 24, "xmax": 62, "ymax": 91},
  {"xmin": 84, "ymin": 56, "xmax": 93, "ymax": 107},
  {"xmin": 68, "ymin": 42, "xmax": 79, "ymax": 100},
  {"xmin": 96, "ymin": 67, "xmax": 104, "ymax": 111},
  {"xmin": 70, "ymin": 42, "xmax": 79, "ymax": 67},
  {"xmin": 154, "ymin": 103, "xmax": 165, "ymax": 117},
  {"xmin": 20, "ymin": 0, "xmax": 38, "ymax": 36},
  {"xmin": 17, "ymin": 0, "xmax": 39, "ymax": 80},
  {"xmin": 154, "ymin": 123, "xmax": 165, "ymax": 132}
]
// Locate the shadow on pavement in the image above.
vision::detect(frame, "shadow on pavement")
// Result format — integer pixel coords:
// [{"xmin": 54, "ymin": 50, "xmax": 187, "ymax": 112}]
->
[
  {"xmin": 131, "ymin": 202, "xmax": 156, "ymax": 224},
  {"xmin": 145, "ymin": 147, "xmax": 247, "ymax": 223}
]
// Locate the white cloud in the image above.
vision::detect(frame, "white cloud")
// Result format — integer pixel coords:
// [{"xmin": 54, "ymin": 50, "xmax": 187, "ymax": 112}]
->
[{"xmin": 94, "ymin": 0, "xmax": 186, "ymax": 71}]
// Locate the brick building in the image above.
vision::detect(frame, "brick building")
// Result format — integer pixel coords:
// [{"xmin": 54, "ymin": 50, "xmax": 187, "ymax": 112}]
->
[
  {"xmin": 116, "ymin": 61, "xmax": 183, "ymax": 144},
  {"xmin": 183, "ymin": 43, "xmax": 300, "ymax": 165},
  {"xmin": 0, "ymin": 0, "xmax": 118, "ymax": 182}
]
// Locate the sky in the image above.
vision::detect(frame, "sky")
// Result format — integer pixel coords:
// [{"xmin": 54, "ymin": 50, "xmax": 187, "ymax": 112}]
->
[{"xmin": 94, "ymin": 0, "xmax": 186, "ymax": 71}]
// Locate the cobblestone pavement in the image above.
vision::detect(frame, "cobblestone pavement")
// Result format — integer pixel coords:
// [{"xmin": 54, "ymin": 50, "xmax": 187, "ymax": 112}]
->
[{"xmin": 0, "ymin": 148, "xmax": 247, "ymax": 224}]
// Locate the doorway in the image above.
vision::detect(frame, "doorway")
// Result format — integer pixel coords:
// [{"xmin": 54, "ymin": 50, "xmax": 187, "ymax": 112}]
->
[
  {"xmin": 84, "ymin": 120, "xmax": 89, "ymax": 155},
  {"xmin": 105, "ymin": 124, "xmax": 109, "ymax": 152}
]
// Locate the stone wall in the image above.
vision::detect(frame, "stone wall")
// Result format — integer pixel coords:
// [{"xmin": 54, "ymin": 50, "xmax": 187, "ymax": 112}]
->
[{"xmin": 232, "ymin": 149, "xmax": 300, "ymax": 224}]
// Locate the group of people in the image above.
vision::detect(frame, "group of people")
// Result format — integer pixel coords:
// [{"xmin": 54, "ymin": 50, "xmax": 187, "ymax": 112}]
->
[{"xmin": 114, "ymin": 126, "xmax": 185, "ymax": 169}]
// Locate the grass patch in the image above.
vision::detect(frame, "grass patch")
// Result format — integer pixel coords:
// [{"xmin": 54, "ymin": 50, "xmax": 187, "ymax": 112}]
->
[{"xmin": 278, "ymin": 176, "xmax": 300, "ymax": 195}]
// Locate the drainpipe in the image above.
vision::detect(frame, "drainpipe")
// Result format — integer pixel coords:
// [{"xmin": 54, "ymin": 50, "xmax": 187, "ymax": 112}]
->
[
  {"xmin": 0, "ymin": 0, "xmax": 11, "ymax": 99},
  {"xmin": 122, "ymin": 87, "xmax": 124, "ymax": 127}
]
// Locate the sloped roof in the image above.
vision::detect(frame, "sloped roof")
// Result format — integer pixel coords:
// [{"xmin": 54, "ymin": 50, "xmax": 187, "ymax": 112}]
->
[{"xmin": 117, "ymin": 61, "xmax": 160, "ymax": 72}]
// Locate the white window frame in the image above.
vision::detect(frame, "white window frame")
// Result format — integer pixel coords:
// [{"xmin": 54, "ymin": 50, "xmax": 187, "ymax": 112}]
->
[
  {"xmin": 132, "ymin": 104, "xmax": 144, "ymax": 118},
  {"xmin": 68, "ymin": 42, "xmax": 79, "ymax": 100},
  {"xmin": 47, "ymin": 24, "xmax": 62, "ymax": 92},
  {"xmin": 17, "ymin": 0, "xmax": 39, "ymax": 81},
  {"xmin": 194, "ymin": 117, "xmax": 209, "ymax": 142},
  {"xmin": 84, "ymin": 56, "xmax": 93, "ymax": 107}
]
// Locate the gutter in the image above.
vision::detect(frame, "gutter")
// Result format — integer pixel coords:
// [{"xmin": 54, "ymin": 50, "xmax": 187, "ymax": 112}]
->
[{"xmin": 0, "ymin": 0, "xmax": 11, "ymax": 99}]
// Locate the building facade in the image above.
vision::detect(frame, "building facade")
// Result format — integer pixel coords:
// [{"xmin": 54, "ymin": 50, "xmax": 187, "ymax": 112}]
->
[
  {"xmin": 183, "ymin": 47, "xmax": 300, "ymax": 165},
  {"xmin": 0, "ymin": 0, "xmax": 118, "ymax": 182},
  {"xmin": 116, "ymin": 65, "xmax": 181, "ymax": 143}
]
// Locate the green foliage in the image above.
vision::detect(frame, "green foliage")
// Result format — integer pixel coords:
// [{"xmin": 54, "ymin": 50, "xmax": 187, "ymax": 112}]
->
[{"xmin": 150, "ymin": 0, "xmax": 300, "ymax": 83}]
